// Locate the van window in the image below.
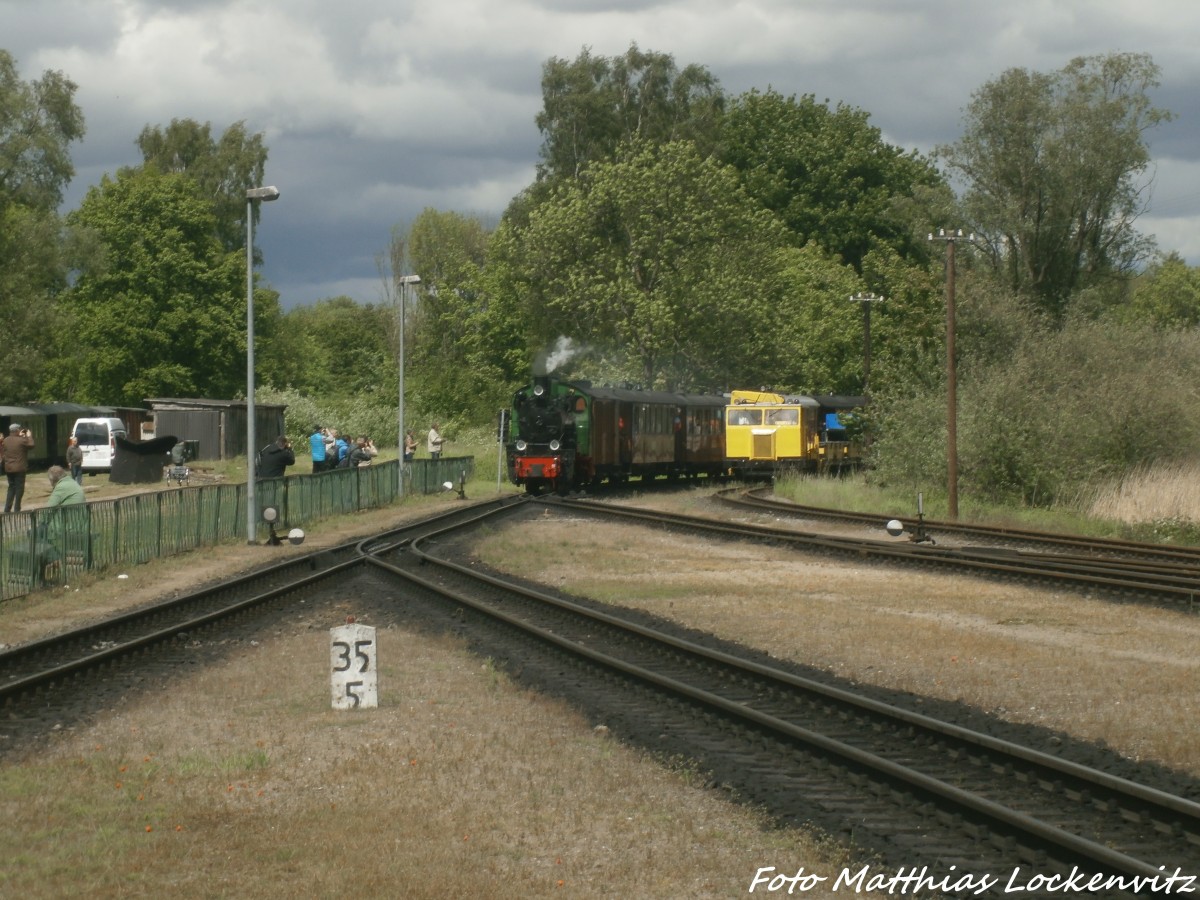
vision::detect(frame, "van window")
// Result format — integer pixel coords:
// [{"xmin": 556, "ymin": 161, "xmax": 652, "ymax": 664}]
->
[{"xmin": 75, "ymin": 422, "xmax": 111, "ymax": 445}]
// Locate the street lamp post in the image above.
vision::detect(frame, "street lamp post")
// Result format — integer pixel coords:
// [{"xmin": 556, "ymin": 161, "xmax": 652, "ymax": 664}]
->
[
  {"xmin": 245, "ymin": 185, "xmax": 280, "ymax": 544},
  {"xmin": 396, "ymin": 274, "xmax": 421, "ymax": 499}
]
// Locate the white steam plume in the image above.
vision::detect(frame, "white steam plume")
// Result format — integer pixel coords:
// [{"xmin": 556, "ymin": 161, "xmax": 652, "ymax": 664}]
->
[{"xmin": 533, "ymin": 336, "xmax": 582, "ymax": 376}]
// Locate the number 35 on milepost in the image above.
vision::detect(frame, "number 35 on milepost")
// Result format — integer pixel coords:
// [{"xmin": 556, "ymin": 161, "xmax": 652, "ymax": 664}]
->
[{"xmin": 329, "ymin": 622, "xmax": 379, "ymax": 710}]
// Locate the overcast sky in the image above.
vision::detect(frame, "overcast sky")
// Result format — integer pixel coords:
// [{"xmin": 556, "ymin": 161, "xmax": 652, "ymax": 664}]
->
[{"xmin": 5, "ymin": 0, "xmax": 1200, "ymax": 308}]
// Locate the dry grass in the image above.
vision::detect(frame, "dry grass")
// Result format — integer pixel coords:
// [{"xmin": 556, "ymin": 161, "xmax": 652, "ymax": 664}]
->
[
  {"xmin": 0, "ymin": 496, "xmax": 874, "ymax": 899},
  {"xmin": 1, "ymin": 626, "xmax": 860, "ymax": 898},
  {"xmin": 1087, "ymin": 460, "xmax": 1200, "ymax": 525},
  {"xmin": 474, "ymin": 502, "xmax": 1200, "ymax": 775}
]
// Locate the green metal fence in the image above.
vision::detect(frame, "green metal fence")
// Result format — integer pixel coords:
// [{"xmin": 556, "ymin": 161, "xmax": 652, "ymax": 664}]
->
[{"xmin": 0, "ymin": 456, "xmax": 474, "ymax": 601}]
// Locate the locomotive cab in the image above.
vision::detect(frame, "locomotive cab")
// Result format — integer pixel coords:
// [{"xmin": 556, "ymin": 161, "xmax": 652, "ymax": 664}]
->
[{"xmin": 724, "ymin": 390, "xmax": 865, "ymax": 477}]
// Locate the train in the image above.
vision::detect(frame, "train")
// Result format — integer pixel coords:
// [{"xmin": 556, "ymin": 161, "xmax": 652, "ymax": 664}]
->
[{"xmin": 505, "ymin": 376, "xmax": 865, "ymax": 494}]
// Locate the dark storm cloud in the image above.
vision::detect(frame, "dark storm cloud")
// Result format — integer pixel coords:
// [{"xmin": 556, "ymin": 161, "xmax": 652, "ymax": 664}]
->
[{"xmin": 3, "ymin": 0, "xmax": 1200, "ymax": 307}]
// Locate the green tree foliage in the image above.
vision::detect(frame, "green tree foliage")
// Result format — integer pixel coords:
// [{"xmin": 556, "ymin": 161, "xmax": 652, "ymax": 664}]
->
[
  {"xmin": 858, "ymin": 244, "xmax": 947, "ymax": 393},
  {"xmin": 770, "ymin": 243, "xmax": 869, "ymax": 394},
  {"xmin": 536, "ymin": 44, "xmax": 724, "ymax": 182},
  {"xmin": 258, "ymin": 383, "xmax": 399, "ymax": 450},
  {"xmin": 135, "ymin": 118, "xmax": 269, "ymax": 254},
  {"xmin": 51, "ymin": 169, "xmax": 247, "ymax": 405},
  {"xmin": 266, "ymin": 296, "xmax": 395, "ymax": 399},
  {"xmin": 0, "ymin": 51, "xmax": 83, "ymax": 211},
  {"xmin": 720, "ymin": 89, "xmax": 943, "ymax": 272},
  {"xmin": 871, "ymin": 316, "xmax": 1200, "ymax": 506},
  {"xmin": 1121, "ymin": 253, "xmax": 1200, "ymax": 328},
  {"xmin": 402, "ymin": 209, "xmax": 508, "ymax": 420},
  {"xmin": 938, "ymin": 52, "xmax": 1171, "ymax": 321},
  {"xmin": 0, "ymin": 50, "xmax": 85, "ymax": 400},
  {"xmin": 505, "ymin": 139, "xmax": 800, "ymax": 390}
]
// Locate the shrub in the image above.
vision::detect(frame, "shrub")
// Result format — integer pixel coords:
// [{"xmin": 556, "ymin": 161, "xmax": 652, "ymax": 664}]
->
[{"xmin": 871, "ymin": 320, "xmax": 1200, "ymax": 508}]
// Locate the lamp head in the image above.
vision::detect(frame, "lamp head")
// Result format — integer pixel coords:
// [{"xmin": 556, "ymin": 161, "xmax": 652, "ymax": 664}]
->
[{"xmin": 246, "ymin": 186, "xmax": 280, "ymax": 202}]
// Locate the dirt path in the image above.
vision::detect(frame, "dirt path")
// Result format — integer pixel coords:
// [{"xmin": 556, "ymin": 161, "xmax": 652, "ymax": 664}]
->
[{"xmin": 14, "ymin": 467, "xmax": 227, "ymax": 510}]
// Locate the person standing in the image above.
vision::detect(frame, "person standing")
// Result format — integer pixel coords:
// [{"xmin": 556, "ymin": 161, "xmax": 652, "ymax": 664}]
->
[
  {"xmin": 258, "ymin": 435, "xmax": 296, "ymax": 479},
  {"xmin": 404, "ymin": 429, "xmax": 417, "ymax": 463},
  {"xmin": 66, "ymin": 436, "xmax": 84, "ymax": 485},
  {"xmin": 2, "ymin": 423, "xmax": 35, "ymax": 513},
  {"xmin": 427, "ymin": 423, "xmax": 444, "ymax": 460},
  {"xmin": 308, "ymin": 425, "xmax": 327, "ymax": 474},
  {"xmin": 334, "ymin": 430, "xmax": 350, "ymax": 468}
]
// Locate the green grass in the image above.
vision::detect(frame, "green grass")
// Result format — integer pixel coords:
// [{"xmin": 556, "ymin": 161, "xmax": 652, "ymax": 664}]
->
[{"xmin": 772, "ymin": 470, "xmax": 1196, "ymax": 543}]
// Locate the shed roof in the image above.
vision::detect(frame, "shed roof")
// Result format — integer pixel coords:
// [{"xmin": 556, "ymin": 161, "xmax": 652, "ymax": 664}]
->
[{"xmin": 146, "ymin": 398, "xmax": 286, "ymax": 410}]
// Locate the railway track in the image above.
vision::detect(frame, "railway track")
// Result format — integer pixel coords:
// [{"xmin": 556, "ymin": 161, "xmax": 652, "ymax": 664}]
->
[
  {"xmin": 719, "ymin": 486, "xmax": 1200, "ymax": 564},
  {"xmin": 564, "ymin": 493, "xmax": 1200, "ymax": 608},
  {"xmin": 3, "ymin": 494, "xmax": 1198, "ymax": 894},
  {"xmin": 0, "ymin": 496, "xmax": 525, "ymax": 721}
]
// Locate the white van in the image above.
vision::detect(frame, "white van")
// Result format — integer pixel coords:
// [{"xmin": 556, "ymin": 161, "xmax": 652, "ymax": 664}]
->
[{"xmin": 72, "ymin": 417, "xmax": 127, "ymax": 473}]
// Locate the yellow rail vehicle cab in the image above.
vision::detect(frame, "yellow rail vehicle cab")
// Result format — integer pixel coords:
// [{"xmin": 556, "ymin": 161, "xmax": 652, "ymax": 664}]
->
[{"xmin": 725, "ymin": 390, "xmax": 863, "ymax": 477}]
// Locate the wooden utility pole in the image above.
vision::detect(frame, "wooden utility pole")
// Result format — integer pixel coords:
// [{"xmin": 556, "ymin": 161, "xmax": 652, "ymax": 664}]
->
[
  {"xmin": 928, "ymin": 229, "xmax": 972, "ymax": 520},
  {"xmin": 849, "ymin": 292, "xmax": 883, "ymax": 395}
]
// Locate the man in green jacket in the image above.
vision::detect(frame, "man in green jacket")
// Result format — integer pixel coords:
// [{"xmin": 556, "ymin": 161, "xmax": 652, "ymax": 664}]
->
[
  {"xmin": 41, "ymin": 466, "xmax": 87, "ymax": 579},
  {"xmin": 47, "ymin": 465, "xmax": 85, "ymax": 507}
]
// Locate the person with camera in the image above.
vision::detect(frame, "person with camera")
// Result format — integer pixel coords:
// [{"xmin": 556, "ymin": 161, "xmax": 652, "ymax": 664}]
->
[
  {"xmin": 2, "ymin": 423, "xmax": 35, "ymax": 513},
  {"xmin": 257, "ymin": 434, "xmax": 296, "ymax": 480},
  {"xmin": 427, "ymin": 422, "xmax": 445, "ymax": 460}
]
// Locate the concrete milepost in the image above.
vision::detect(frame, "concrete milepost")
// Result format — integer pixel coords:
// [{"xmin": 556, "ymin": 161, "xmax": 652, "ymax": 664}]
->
[{"xmin": 329, "ymin": 622, "xmax": 378, "ymax": 710}]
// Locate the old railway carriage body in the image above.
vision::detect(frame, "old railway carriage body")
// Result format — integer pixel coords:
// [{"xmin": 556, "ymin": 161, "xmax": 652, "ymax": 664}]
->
[
  {"xmin": 507, "ymin": 376, "xmax": 725, "ymax": 493},
  {"xmin": 724, "ymin": 389, "xmax": 864, "ymax": 477}
]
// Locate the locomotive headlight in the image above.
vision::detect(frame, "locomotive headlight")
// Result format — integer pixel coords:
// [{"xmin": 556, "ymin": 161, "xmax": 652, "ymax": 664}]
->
[
  {"xmin": 515, "ymin": 439, "xmax": 528, "ymax": 451},
  {"xmin": 549, "ymin": 439, "xmax": 561, "ymax": 451},
  {"xmin": 533, "ymin": 384, "xmax": 545, "ymax": 397}
]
